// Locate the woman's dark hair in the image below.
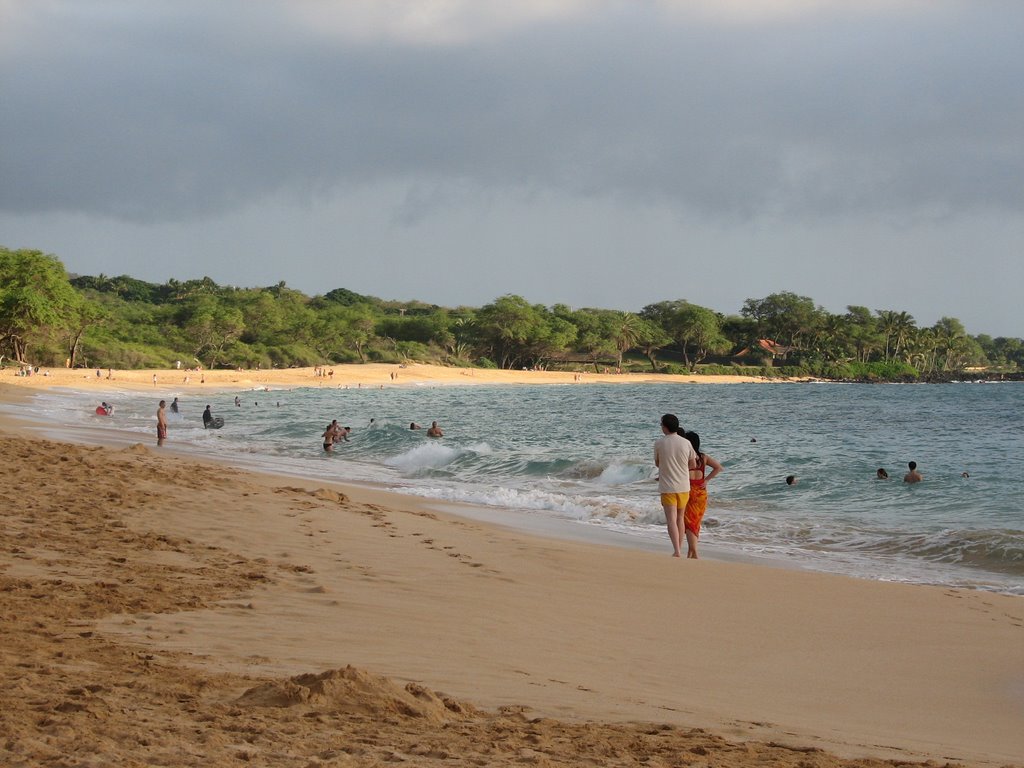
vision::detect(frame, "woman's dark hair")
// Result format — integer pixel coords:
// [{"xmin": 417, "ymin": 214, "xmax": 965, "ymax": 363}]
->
[
  {"xmin": 660, "ymin": 413, "xmax": 680, "ymax": 434},
  {"xmin": 683, "ymin": 430, "xmax": 702, "ymax": 456}
]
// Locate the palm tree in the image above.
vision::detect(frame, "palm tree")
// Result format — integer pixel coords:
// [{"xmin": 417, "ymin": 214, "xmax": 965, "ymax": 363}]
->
[
  {"xmin": 891, "ymin": 311, "xmax": 916, "ymax": 362},
  {"xmin": 876, "ymin": 310, "xmax": 915, "ymax": 363},
  {"xmin": 906, "ymin": 328, "xmax": 937, "ymax": 374},
  {"xmin": 933, "ymin": 317, "xmax": 969, "ymax": 371},
  {"xmin": 876, "ymin": 310, "xmax": 897, "ymax": 362},
  {"xmin": 610, "ymin": 312, "xmax": 643, "ymax": 369}
]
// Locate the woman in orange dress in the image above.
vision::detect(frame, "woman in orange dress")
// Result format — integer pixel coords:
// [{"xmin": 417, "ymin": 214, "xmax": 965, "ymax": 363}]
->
[{"xmin": 682, "ymin": 431, "xmax": 722, "ymax": 559}]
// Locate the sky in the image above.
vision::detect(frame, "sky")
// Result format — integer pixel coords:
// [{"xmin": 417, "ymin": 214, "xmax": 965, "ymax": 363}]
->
[{"xmin": 2, "ymin": 0, "xmax": 1023, "ymax": 337}]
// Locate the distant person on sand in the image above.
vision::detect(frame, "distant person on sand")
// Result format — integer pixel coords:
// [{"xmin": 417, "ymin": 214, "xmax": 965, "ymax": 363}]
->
[
  {"xmin": 904, "ymin": 461, "xmax": 923, "ymax": 483},
  {"xmin": 876, "ymin": 468, "xmax": 889, "ymax": 479},
  {"xmin": 682, "ymin": 431, "xmax": 722, "ymax": 559},
  {"xmin": 785, "ymin": 475, "xmax": 797, "ymax": 486},
  {"xmin": 427, "ymin": 421, "xmax": 444, "ymax": 437},
  {"xmin": 156, "ymin": 400, "xmax": 168, "ymax": 446},
  {"xmin": 203, "ymin": 405, "xmax": 213, "ymax": 428},
  {"xmin": 654, "ymin": 413, "xmax": 697, "ymax": 558}
]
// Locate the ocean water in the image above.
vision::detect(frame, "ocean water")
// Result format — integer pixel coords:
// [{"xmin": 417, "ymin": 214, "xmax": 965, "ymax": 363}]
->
[{"xmin": 14, "ymin": 381, "xmax": 1024, "ymax": 595}]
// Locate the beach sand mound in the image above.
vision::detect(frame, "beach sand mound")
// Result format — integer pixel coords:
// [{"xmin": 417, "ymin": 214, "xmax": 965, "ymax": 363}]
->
[
  {"xmin": 276, "ymin": 485, "xmax": 349, "ymax": 504},
  {"xmin": 236, "ymin": 665, "xmax": 477, "ymax": 721},
  {"xmin": 311, "ymin": 487, "xmax": 348, "ymax": 504}
]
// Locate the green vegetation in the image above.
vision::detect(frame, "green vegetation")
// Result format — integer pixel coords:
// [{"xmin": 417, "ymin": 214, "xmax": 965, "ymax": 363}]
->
[{"xmin": 3, "ymin": 247, "xmax": 1023, "ymax": 380}]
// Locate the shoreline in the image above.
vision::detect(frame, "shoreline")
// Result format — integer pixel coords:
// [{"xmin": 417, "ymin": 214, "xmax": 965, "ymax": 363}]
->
[
  {"xmin": 4, "ymin": 382, "xmax": 1019, "ymax": 598},
  {"xmin": 1, "ymin": 383, "xmax": 1023, "ymax": 767},
  {"xmin": 0, "ymin": 380, "xmax": 794, "ymax": 575},
  {"xmin": 0, "ymin": 361, "xmax": 793, "ymax": 394}
]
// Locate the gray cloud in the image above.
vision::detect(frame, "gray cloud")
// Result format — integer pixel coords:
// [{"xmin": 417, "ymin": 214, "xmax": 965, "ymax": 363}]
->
[
  {"xmin": 3, "ymin": 1, "xmax": 1023, "ymax": 224},
  {"xmin": 2, "ymin": 1, "xmax": 1022, "ymax": 337}
]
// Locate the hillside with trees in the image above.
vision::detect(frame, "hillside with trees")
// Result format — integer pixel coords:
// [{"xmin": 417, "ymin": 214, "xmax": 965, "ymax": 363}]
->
[{"xmin": 2, "ymin": 246, "xmax": 1022, "ymax": 380}]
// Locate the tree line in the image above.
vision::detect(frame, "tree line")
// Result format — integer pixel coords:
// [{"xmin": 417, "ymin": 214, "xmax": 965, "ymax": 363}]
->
[{"xmin": 2, "ymin": 246, "xmax": 1023, "ymax": 380}]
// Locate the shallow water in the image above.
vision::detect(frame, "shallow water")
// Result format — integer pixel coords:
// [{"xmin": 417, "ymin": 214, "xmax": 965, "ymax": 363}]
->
[{"xmin": 17, "ymin": 380, "xmax": 1024, "ymax": 594}]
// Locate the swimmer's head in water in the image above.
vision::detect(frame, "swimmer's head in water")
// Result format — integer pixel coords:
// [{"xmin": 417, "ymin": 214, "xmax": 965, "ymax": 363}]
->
[{"xmin": 785, "ymin": 475, "xmax": 797, "ymax": 485}]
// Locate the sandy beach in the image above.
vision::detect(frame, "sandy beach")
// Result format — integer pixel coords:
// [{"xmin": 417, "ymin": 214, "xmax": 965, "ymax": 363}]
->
[
  {"xmin": 1, "ymin": 361, "xmax": 779, "ymax": 393},
  {"xmin": 1, "ymin": 369, "xmax": 1022, "ymax": 768}
]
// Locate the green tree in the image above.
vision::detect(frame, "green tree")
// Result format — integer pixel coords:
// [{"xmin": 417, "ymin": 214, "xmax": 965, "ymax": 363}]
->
[
  {"xmin": 741, "ymin": 292, "xmax": 824, "ymax": 356},
  {"xmin": 640, "ymin": 300, "xmax": 728, "ymax": 370},
  {"xmin": 842, "ymin": 306, "xmax": 882, "ymax": 363},
  {"xmin": 181, "ymin": 296, "xmax": 245, "ymax": 367},
  {"xmin": 0, "ymin": 248, "xmax": 81, "ymax": 364},
  {"xmin": 571, "ymin": 309, "xmax": 619, "ymax": 372},
  {"xmin": 633, "ymin": 317, "xmax": 671, "ymax": 371},
  {"xmin": 876, "ymin": 310, "xmax": 916, "ymax": 363},
  {"xmin": 674, "ymin": 303, "xmax": 730, "ymax": 370},
  {"xmin": 66, "ymin": 299, "xmax": 107, "ymax": 368},
  {"xmin": 932, "ymin": 317, "xmax": 981, "ymax": 372},
  {"xmin": 608, "ymin": 311, "xmax": 645, "ymax": 369},
  {"xmin": 476, "ymin": 295, "xmax": 563, "ymax": 369},
  {"xmin": 906, "ymin": 327, "xmax": 938, "ymax": 374}
]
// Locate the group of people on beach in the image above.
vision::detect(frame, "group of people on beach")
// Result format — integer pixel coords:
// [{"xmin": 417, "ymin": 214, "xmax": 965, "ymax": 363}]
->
[{"xmin": 654, "ymin": 414, "xmax": 722, "ymax": 559}]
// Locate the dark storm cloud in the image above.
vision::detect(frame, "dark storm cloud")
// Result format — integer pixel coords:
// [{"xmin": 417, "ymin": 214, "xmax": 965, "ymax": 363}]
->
[{"xmin": 2, "ymin": 1, "xmax": 1023, "ymax": 223}]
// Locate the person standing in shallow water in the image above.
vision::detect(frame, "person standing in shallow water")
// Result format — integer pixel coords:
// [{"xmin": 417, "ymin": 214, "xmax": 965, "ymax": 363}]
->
[
  {"xmin": 322, "ymin": 420, "xmax": 339, "ymax": 452},
  {"xmin": 156, "ymin": 400, "xmax": 168, "ymax": 447},
  {"xmin": 904, "ymin": 461, "xmax": 923, "ymax": 483},
  {"xmin": 654, "ymin": 414, "xmax": 697, "ymax": 558},
  {"xmin": 682, "ymin": 431, "xmax": 722, "ymax": 560}
]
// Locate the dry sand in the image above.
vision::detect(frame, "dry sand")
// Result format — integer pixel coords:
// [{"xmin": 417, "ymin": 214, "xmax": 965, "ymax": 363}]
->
[
  {"xmin": 1, "ymin": 361, "xmax": 780, "ymax": 393},
  {"xmin": 1, "ymin": 370, "xmax": 1022, "ymax": 768}
]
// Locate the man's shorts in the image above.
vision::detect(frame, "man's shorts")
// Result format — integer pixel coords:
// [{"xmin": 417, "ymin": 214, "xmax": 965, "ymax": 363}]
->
[{"xmin": 660, "ymin": 492, "xmax": 690, "ymax": 510}]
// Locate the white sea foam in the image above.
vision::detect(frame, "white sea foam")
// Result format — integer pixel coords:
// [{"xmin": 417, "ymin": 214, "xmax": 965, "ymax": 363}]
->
[
  {"xmin": 384, "ymin": 442, "xmax": 462, "ymax": 472},
  {"xmin": 408, "ymin": 485, "xmax": 595, "ymax": 520},
  {"xmin": 595, "ymin": 460, "xmax": 651, "ymax": 485}
]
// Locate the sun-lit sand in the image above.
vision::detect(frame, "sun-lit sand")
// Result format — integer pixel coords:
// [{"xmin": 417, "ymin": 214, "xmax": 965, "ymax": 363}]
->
[
  {"xmin": 2, "ymin": 361, "xmax": 777, "ymax": 393},
  {"xmin": 1, "ymin": 368, "xmax": 1022, "ymax": 767}
]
